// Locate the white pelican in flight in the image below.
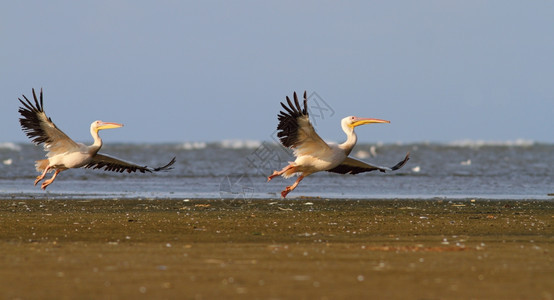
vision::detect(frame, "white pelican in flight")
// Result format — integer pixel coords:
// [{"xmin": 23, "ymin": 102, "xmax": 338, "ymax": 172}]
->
[
  {"xmin": 268, "ymin": 91, "xmax": 409, "ymax": 198},
  {"xmin": 18, "ymin": 88, "xmax": 176, "ymax": 189}
]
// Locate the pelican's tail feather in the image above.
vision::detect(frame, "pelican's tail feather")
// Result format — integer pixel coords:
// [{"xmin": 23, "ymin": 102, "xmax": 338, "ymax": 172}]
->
[{"xmin": 35, "ymin": 159, "xmax": 50, "ymax": 173}]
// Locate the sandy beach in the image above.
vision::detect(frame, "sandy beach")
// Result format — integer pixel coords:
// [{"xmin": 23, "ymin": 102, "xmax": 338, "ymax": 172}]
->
[{"xmin": 0, "ymin": 198, "xmax": 552, "ymax": 299}]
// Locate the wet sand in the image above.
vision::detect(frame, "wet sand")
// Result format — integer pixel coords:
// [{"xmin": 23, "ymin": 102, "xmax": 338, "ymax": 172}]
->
[{"xmin": 0, "ymin": 198, "xmax": 552, "ymax": 299}]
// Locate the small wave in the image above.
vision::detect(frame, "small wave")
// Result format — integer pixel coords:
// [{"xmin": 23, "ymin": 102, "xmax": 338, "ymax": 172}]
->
[
  {"xmin": 0, "ymin": 142, "xmax": 22, "ymax": 151},
  {"xmin": 448, "ymin": 139, "xmax": 535, "ymax": 147},
  {"xmin": 178, "ymin": 142, "xmax": 207, "ymax": 150},
  {"xmin": 353, "ymin": 150, "xmax": 371, "ymax": 159},
  {"xmin": 218, "ymin": 139, "xmax": 262, "ymax": 149},
  {"xmin": 460, "ymin": 159, "xmax": 471, "ymax": 166}
]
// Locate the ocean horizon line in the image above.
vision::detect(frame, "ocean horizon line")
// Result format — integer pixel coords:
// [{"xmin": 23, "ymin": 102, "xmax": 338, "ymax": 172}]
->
[{"xmin": 1, "ymin": 138, "xmax": 549, "ymax": 150}]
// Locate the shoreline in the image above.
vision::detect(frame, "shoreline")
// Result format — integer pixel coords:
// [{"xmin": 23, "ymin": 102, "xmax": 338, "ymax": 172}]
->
[
  {"xmin": 1, "ymin": 198, "xmax": 552, "ymax": 299},
  {"xmin": 2, "ymin": 192, "xmax": 553, "ymax": 201}
]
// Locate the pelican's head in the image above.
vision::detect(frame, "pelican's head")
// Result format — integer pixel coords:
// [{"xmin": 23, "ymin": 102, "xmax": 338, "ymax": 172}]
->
[
  {"xmin": 343, "ymin": 116, "xmax": 390, "ymax": 129},
  {"xmin": 91, "ymin": 120, "xmax": 124, "ymax": 132}
]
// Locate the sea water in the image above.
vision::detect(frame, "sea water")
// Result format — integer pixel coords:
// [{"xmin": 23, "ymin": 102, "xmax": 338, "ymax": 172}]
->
[{"xmin": 0, "ymin": 141, "xmax": 552, "ymax": 200}]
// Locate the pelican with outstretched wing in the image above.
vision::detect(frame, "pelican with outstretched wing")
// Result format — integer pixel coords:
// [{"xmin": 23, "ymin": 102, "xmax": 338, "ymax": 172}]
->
[
  {"xmin": 268, "ymin": 91, "xmax": 409, "ymax": 198},
  {"xmin": 18, "ymin": 88, "xmax": 176, "ymax": 189}
]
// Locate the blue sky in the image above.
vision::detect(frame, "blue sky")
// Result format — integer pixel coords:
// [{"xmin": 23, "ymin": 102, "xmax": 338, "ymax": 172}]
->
[{"xmin": 2, "ymin": 1, "xmax": 553, "ymax": 144}]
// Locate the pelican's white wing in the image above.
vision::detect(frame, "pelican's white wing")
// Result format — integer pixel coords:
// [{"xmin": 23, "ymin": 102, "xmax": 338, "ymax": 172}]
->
[
  {"xmin": 327, "ymin": 153, "xmax": 410, "ymax": 174},
  {"xmin": 85, "ymin": 154, "xmax": 175, "ymax": 173},
  {"xmin": 276, "ymin": 91, "xmax": 331, "ymax": 157},
  {"xmin": 18, "ymin": 88, "xmax": 80, "ymax": 156}
]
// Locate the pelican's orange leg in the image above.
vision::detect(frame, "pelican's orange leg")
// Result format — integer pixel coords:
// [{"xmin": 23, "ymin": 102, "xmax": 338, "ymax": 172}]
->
[
  {"xmin": 281, "ymin": 175, "xmax": 305, "ymax": 198},
  {"xmin": 41, "ymin": 169, "xmax": 61, "ymax": 190},
  {"xmin": 34, "ymin": 166, "xmax": 51, "ymax": 186},
  {"xmin": 267, "ymin": 163, "xmax": 296, "ymax": 182}
]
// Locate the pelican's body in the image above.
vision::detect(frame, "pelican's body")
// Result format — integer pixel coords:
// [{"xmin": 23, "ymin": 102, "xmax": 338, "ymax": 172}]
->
[
  {"xmin": 18, "ymin": 88, "xmax": 175, "ymax": 189},
  {"xmin": 268, "ymin": 91, "xmax": 409, "ymax": 198}
]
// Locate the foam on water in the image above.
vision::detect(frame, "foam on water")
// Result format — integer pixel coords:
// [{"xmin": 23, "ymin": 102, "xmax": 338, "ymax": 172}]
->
[
  {"xmin": 448, "ymin": 139, "xmax": 535, "ymax": 147},
  {"xmin": 0, "ymin": 142, "xmax": 22, "ymax": 151},
  {"xmin": 218, "ymin": 139, "xmax": 262, "ymax": 149},
  {"xmin": 178, "ymin": 142, "xmax": 207, "ymax": 150}
]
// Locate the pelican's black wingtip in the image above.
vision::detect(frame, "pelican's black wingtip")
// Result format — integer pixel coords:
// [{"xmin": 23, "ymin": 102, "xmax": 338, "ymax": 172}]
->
[
  {"xmin": 153, "ymin": 157, "xmax": 176, "ymax": 172},
  {"xmin": 275, "ymin": 91, "xmax": 311, "ymax": 148},
  {"xmin": 302, "ymin": 90, "xmax": 308, "ymax": 115},
  {"xmin": 391, "ymin": 152, "xmax": 410, "ymax": 171},
  {"xmin": 31, "ymin": 88, "xmax": 41, "ymax": 110},
  {"xmin": 19, "ymin": 88, "xmax": 44, "ymax": 113}
]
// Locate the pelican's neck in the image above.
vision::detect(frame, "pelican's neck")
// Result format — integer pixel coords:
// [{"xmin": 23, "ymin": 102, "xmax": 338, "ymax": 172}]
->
[
  {"xmin": 339, "ymin": 123, "xmax": 357, "ymax": 156},
  {"xmin": 89, "ymin": 127, "xmax": 102, "ymax": 155}
]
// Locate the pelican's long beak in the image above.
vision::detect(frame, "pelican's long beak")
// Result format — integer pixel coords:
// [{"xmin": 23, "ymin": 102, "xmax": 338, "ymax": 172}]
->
[
  {"xmin": 98, "ymin": 122, "xmax": 124, "ymax": 130},
  {"xmin": 352, "ymin": 117, "xmax": 390, "ymax": 127}
]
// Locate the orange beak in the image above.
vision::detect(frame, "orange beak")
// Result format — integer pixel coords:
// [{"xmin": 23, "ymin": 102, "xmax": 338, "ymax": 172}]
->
[{"xmin": 351, "ymin": 117, "xmax": 390, "ymax": 127}]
